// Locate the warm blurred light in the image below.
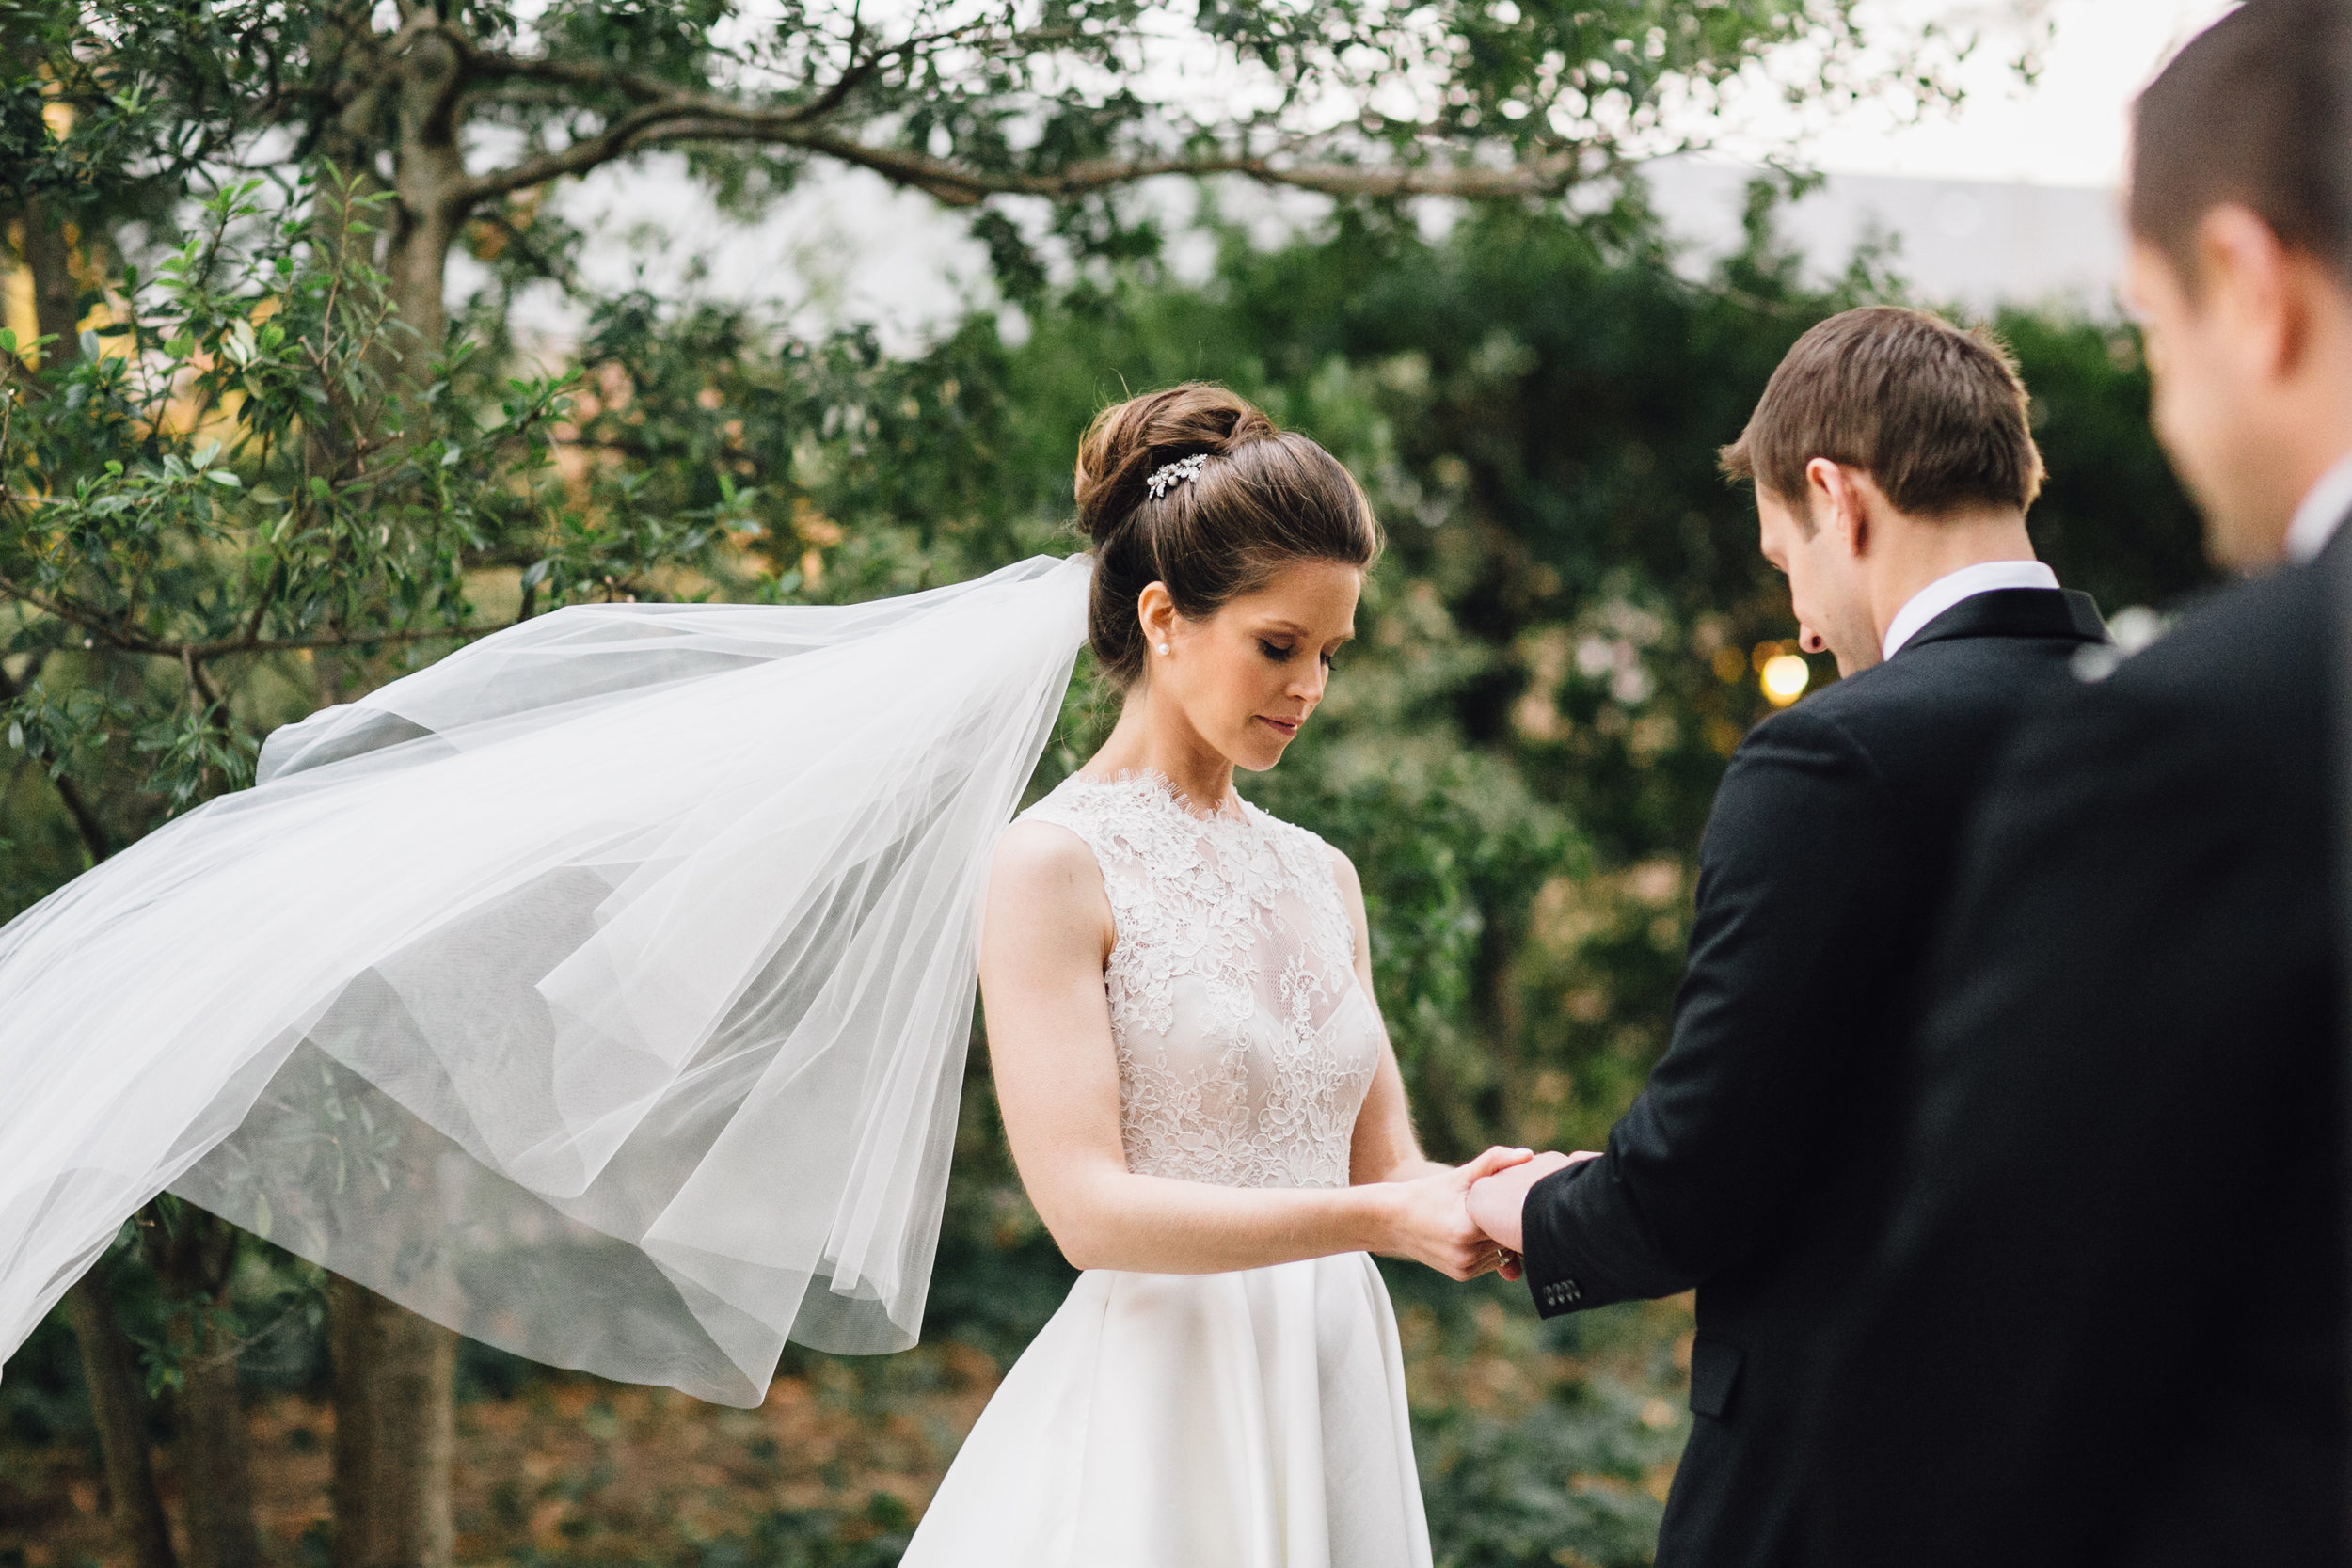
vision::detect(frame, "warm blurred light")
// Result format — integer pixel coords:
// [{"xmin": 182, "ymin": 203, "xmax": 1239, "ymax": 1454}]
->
[{"xmin": 1760, "ymin": 653, "xmax": 1810, "ymax": 706}]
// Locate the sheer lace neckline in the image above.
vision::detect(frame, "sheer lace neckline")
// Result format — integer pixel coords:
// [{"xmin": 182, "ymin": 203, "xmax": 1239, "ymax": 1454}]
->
[
  {"xmin": 1020, "ymin": 768, "xmax": 1380, "ymax": 1192},
  {"xmin": 1061, "ymin": 768, "xmax": 1252, "ymax": 827}
]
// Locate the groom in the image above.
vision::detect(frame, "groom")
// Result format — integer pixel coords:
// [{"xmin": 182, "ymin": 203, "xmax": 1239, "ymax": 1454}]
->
[
  {"xmin": 1467, "ymin": 306, "xmax": 2107, "ymax": 1568},
  {"xmin": 1799, "ymin": 3, "xmax": 2352, "ymax": 1559}
]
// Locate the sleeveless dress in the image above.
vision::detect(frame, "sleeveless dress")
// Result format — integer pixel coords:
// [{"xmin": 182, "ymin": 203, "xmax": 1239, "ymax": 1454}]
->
[{"xmin": 898, "ymin": 772, "xmax": 1433, "ymax": 1568}]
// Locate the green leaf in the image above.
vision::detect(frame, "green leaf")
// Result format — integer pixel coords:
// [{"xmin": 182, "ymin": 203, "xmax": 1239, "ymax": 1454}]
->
[{"xmin": 206, "ymin": 470, "xmax": 242, "ymax": 487}]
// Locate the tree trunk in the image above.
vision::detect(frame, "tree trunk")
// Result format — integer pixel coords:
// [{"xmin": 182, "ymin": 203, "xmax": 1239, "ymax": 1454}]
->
[
  {"xmin": 151, "ymin": 1209, "xmax": 260, "ymax": 1568},
  {"xmin": 2, "ymin": 0, "xmax": 83, "ymax": 370},
  {"xmin": 173, "ymin": 1346, "xmax": 261, "ymax": 1568},
  {"xmin": 328, "ymin": 1275, "xmax": 457, "ymax": 1568},
  {"xmin": 64, "ymin": 1271, "xmax": 178, "ymax": 1568},
  {"xmin": 386, "ymin": 25, "xmax": 467, "ymax": 380},
  {"xmin": 304, "ymin": 28, "xmax": 465, "ymax": 1568},
  {"xmin": 15, "ymin": 190, "xmax": 81, "ymax": 362}
]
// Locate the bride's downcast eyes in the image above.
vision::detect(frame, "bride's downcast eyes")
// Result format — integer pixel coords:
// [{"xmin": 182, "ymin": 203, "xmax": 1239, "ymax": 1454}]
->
[{"xmin": 1257, "ymin": 640, "xmax": 1340, "ymax": 669}]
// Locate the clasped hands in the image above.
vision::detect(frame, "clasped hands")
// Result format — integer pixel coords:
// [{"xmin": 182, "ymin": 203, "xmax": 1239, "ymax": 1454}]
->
[{"xmin": 1375, "ymin": 1146, "xmax": 1598, "ymax": 1282}]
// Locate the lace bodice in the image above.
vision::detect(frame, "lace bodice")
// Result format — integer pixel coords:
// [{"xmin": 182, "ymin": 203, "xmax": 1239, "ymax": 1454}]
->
[{"xmin": 1020, "ymin": 772, "xmax": 1383, "ymax": 1191}]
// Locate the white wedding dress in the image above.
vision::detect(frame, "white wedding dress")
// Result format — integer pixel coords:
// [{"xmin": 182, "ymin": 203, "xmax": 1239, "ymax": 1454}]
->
[{"xmin": 899, "ymin": 771, "xmax": 1433, "ymax": 1568}]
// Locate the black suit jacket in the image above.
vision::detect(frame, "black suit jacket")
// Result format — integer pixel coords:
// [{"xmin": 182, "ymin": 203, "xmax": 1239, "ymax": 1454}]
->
[
  {"xmin": 1802, "ymin": 536, "xmax": 2349, "ymax": 1566},
  {"xmin": 1518, "ymin": 586, "xmax": 2109, "ymax": 1568}
]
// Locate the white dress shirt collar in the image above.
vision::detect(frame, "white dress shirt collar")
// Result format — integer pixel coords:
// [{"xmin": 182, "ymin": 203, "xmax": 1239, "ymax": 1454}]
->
[
  {"xmin": 2283, "ymin": 449, "xmax": 2352, "ymax": 564},
  {"xmin": 1881, "ymin": 559, "xmax": 2061, "ymax": 662}
]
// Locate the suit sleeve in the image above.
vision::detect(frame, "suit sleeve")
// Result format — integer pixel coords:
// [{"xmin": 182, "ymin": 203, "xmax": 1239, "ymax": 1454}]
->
[{"xmin": 1520, "ymin": 704, "xmax": 1903, "ymax": 1315}]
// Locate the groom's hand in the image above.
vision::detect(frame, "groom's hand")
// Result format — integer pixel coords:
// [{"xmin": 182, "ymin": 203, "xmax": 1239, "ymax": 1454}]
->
[{"xmin": 1467, "ymin": 1149, "xmax": 1597, "ymax": 1257}]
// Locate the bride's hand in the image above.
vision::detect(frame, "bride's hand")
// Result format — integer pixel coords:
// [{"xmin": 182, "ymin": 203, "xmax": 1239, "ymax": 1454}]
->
[{"xmin": 1371, "ymin": 1146, "xmax": 1534, "ymax": 1280}]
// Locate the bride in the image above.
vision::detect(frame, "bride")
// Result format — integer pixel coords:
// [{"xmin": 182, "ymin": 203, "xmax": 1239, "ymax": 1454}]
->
[
  {"xmin": 0, "ymin": 381, "xmax": 1525, "ymax": 1568},
  {"xmin": 902, "ymin": 385, "xmax": 1531, "ymax": 1566}
]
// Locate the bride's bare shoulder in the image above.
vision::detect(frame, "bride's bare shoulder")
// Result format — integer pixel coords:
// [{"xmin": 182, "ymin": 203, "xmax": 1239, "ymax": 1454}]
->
[{"xmin": 986, "ymin": 818, "xmax": 1111, "ymax": 930}]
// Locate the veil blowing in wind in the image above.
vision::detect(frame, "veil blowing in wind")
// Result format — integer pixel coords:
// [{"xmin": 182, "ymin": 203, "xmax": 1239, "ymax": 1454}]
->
[{"xmin": 0, "ymin": 553, "xmax": 1089, "ymax": 1406}]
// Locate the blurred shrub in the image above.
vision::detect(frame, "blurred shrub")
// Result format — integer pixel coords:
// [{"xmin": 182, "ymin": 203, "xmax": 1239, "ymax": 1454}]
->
[{"xmin": 1419, "ymin": 1389, "xmax": 1681, "ymax": 1568}]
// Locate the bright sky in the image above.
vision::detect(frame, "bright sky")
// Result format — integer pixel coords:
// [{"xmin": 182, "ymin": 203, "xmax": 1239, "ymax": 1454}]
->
[{"xmin": 1733, "ymin": 0, "xmax": 2239, "ymax": 187}]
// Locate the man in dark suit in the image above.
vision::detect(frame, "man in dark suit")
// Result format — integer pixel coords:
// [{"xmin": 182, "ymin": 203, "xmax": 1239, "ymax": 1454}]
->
[
  {"xmin": 1465, "ymin": 306, "xmax": 2108, "ymax": 1568},
  {"xmin": 1798, "ymin": 5, "xmax": 2352, "ymax": 1561}
]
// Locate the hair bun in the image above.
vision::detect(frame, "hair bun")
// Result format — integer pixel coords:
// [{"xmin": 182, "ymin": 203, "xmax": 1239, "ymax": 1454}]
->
[
  {"xmin": 1073, "ymin": 384, "xmax": 1275, "ymax": 542},
  {"xmin": 1067, "ymin": 382, "xmax": 1379, "ymax": 687}
]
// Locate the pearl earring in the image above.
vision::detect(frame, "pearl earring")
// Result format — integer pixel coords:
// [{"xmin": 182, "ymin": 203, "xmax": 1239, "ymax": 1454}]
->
[{"xmin": 1157, "ymin": 642, "xmax": 1169, "ymax": 655}]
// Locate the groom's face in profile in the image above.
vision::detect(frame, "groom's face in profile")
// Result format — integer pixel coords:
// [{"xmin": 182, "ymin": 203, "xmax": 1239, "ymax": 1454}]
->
[{"xmin": 1756, "ymin": 479, "xmax": 1877, "ymax": 677}]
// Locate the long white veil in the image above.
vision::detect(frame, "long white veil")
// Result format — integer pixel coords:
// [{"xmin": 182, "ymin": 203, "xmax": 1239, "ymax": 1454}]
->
[{"xmin": 0, "ymin": 553, "xmax": 1090, "ymax": 1406}]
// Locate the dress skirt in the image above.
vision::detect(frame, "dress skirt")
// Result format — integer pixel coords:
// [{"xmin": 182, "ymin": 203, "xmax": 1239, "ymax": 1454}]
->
[{"xmin": 899, "ymin": 1251, "xmax": 1432, "ymax": 1568}]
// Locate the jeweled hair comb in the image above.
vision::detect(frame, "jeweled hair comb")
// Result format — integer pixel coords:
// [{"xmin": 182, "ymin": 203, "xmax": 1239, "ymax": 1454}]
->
[{"xmin": 1145, "ymin": 453, "xmax": 1208, "ymax": 499}]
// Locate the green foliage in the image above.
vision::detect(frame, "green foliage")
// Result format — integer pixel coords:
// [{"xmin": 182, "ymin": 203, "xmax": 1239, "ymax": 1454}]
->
[
  {"xmin": 1419, "ymin": 1387, "xmax": 1680, "ymax": 1568},
  {"xmin": 686, "ymin": 1495, "xmax": 914, "ymax": 1568},
  {"xmin": 1994, "ymin": 309, "xmax": 2210, "ymax": 610},
  {"xmin": 0, "ymin": 172, "xmax": 619, "ymax": 867}
]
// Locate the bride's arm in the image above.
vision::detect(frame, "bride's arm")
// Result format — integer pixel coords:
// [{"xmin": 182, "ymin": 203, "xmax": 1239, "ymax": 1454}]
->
[{"xmin": 981, "ymin": 820, "xmax": 1523, "ymax": 1279}]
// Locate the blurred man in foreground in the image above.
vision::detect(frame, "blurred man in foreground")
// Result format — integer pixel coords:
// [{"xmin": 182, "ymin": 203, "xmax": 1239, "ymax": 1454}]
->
[{"xmin": 1804, "ymin": 3, "xmax": 2352, "ymax": 1560}]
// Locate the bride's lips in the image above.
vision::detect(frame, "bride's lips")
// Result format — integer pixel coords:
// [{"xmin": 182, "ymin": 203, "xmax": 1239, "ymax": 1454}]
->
[{"xmin": 1257, "ymin": 715, "xmax": 1301, "ymax": 738}]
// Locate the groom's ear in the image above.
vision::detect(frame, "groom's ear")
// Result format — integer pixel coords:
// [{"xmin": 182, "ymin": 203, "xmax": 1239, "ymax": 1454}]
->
[{"xmin": 1804, "ymin": 458, "xmax": 1871, "ymax": 558}]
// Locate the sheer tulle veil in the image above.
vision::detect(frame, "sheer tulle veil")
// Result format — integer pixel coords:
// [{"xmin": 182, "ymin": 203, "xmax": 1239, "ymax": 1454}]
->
[{"xmin": 0, "ymin": 552, "xmax": 1090, "ymax": 1405}]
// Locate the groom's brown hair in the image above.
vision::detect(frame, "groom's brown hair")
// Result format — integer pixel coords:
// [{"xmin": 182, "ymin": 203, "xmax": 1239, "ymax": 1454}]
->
[{"xmin": 1719, "ymin": 307, "xmax": 2044, "ymax": 528}]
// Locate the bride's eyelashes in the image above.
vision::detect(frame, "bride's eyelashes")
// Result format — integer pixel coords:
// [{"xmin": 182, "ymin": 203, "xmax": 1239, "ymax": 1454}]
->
[{"xmin": 1254, "ymin": 639, "xmax": 1341, "ymax": 669}]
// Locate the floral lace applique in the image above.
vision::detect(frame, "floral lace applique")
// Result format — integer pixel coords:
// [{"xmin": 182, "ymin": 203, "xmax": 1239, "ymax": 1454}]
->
[{"xmin": 1020, "ymin": 771, "xmax": 1380, "ymax": 1191}]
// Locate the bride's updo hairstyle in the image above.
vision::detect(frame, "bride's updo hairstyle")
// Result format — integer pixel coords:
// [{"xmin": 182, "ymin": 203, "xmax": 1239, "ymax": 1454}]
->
[{"xmin": 1073, "ymin": 383, "xmax": 1381, "ymax": 687}]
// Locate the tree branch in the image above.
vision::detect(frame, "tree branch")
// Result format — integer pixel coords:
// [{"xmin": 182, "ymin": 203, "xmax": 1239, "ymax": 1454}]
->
[
  {"xmin": 452, "ymin": 97, "xmax": 740, "ymax": 204},
  {"xmin": 465, "ymin": 51, "xmax": 678, "ymax": 103},
  {"xmin": 0, "ymin": 571, "xmax": 509, "ymax": 660},
  {"xmin": 450, "ymin": 63, "xmax": 1591, "ymax": 210},
  {"xmin": 0, "ymin": 653, "xmax": 109, "ymax": 862},
  {"xmin": 182, "ymin": 643, "xmax": 226, "ymax": 718},
  {"xmin": 1, "ymin": 351, "xmax": 52, "ymax": 402},
  {"xmin": 184, "ymin": 623, "xmax": 503, "ymax": 658},
  {"xmin": 0, "ymin": 573, "xmax": 159, "ymax": 651}
]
